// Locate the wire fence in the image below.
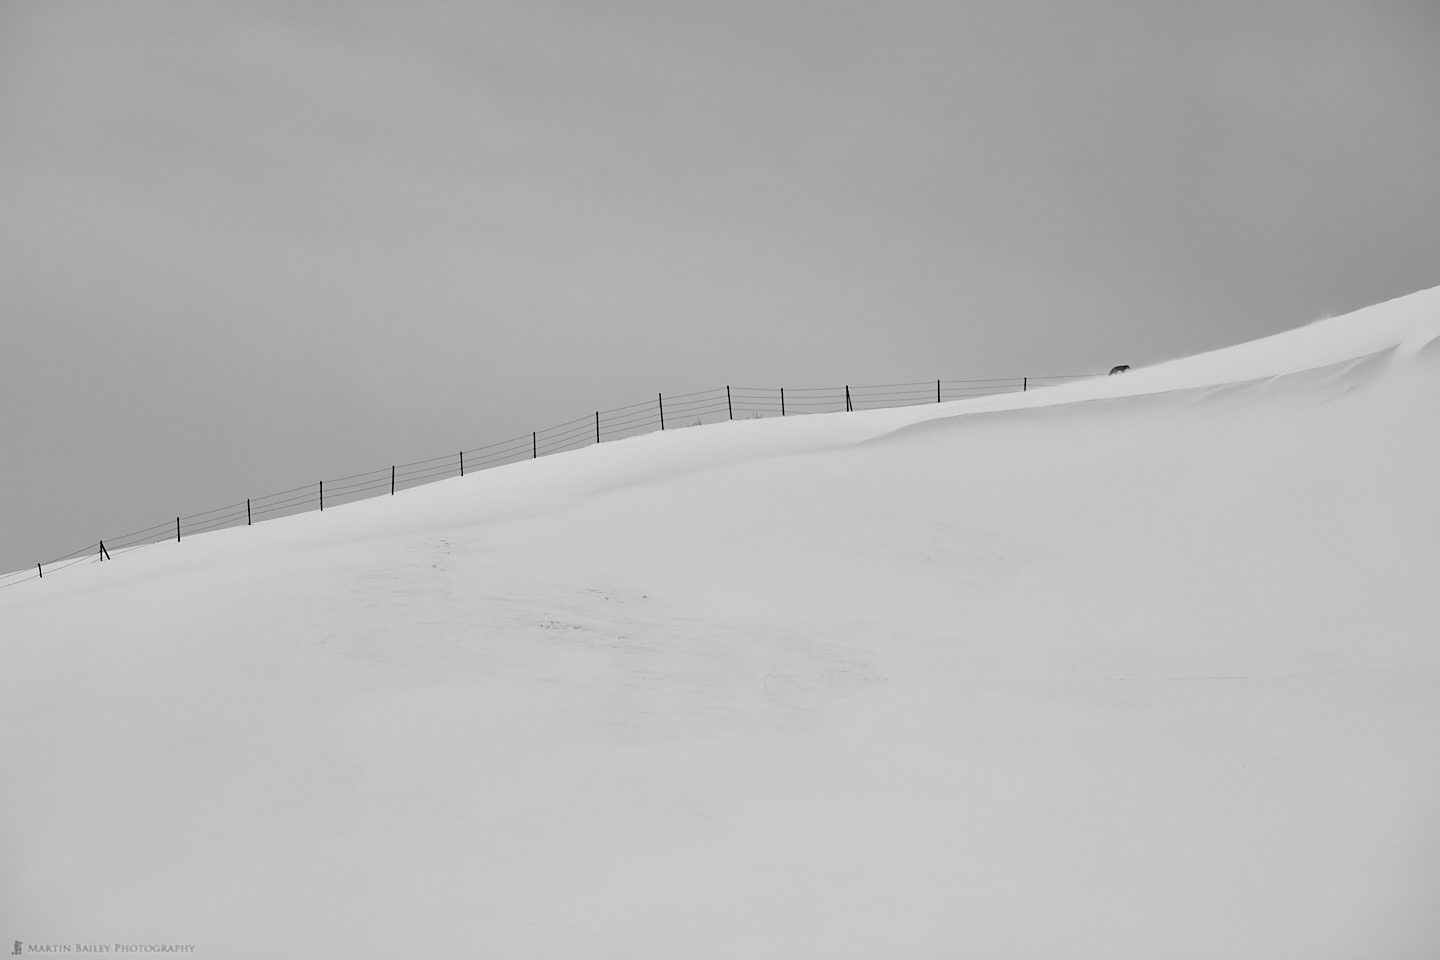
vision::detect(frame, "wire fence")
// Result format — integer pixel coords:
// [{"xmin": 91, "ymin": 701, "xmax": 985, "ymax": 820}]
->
[{"xmin": 2, "ymin": 373, "xmax": 1097, "ymax": 588}]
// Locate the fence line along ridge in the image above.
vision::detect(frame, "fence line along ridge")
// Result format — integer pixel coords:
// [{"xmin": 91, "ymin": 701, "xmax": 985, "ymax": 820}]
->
[{"xmin": 4, "ymin": 373, "xmax": 1097, "ymax": 588}]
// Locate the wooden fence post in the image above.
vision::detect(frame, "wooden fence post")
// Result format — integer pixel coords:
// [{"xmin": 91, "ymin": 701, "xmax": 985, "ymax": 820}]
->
[
  {"xmin": 176, "ymin": 517, "xmax": 181, "ymax": 542},
  {"xmin": 247, "ymin": 498, "xmax": 252, "ymax": 526},
  {"xmin": 727, "ymin": 386, "xmax": 733, "ymax": 420},
  {"xmin": 37, "ymin": 563, "xmax": 42, "ymax": 579},
  {"xmin": 99, "ymin": 541, "xmax": 110, "ymax": 561},
  {"xmin": 845, "ymin": 386, "xmax": 853, "ymax": 412},
  {"xmin": 391, "ymin": 466, "xmax": 396, "ymax": 495},
  {"xmin": 320, "ymin": 481, "xmax": 324, "ymax": 511},
  {"xmin": 595, "ymin": 411, "xmax": 600, "ymax": 443},
  {"xmin": 937, "ymin": 379, "xmax": 941, "ymax": 403},
  {"xmin": 780, "ymin": 387, "xmax": 785, "ymax": 417},
  {"xmin": 659, "ymin": 393, "xmax": 665, "ymax": 430},
  {"xmin": 460, "ymin": 451, "xmax": 464, "ymax": 477},
  {"xmin": 1023, "ymin": 377, "xmax": 1027, "ymax": 392},
  {"xmin": 532, "ymin": 432, "xmax": 537, "ymax": 458}
]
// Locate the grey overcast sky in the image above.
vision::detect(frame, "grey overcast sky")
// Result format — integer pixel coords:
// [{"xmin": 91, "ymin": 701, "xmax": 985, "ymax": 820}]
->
[{"xmin": 3, "ymin": 0, "xmax": 1439, "ymax": 575}]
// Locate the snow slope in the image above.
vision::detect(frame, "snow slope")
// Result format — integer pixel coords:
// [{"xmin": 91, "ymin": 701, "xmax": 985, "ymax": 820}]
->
[{"xmin": 4, "ymin": 287, "xmax": 1440, "ymax": 958}]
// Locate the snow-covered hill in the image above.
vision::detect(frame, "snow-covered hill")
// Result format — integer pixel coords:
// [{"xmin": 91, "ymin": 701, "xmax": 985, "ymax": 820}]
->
[{"xmin": 4, "ymin": 288, "xmax": 1440, "ymax": 958}]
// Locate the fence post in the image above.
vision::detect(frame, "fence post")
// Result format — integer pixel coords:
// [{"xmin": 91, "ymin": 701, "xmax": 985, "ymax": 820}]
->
[
  {"xmin": 37, "ymin": 563, "xmax": 42, "ymax": 579},
  {"xmin": 533, "ymin": 432, "xmax": 537, "ymax": 459},
  {"xmin": 99, "ymin": 541, "xmax": 110, "ymax": 561},
  {"xmin": 1023, "ymin": 377, "xmax": 1027, "ymax": 392},
  {"xmin": 937, "ymin": 379, "xmax": 941, "ymax": 403},
  {"xmin": 845, "ymin": 386, "xmax": 853, "ymax": 412},
  {"xmin": 320, "ymin": 481, "xmax": 324, "ymax": 511},
  {"xmin": 595, "ymin": 411, "xmax": 600, "ymax": 444},
  {"xmin": 780, "ymin": 387, "xmax": 785, "ymax": 417},
  {"xmin": 659, "ymin": 393, "xmax": 665, "ymax": 430},
  {"xmin": 247, "ymin": 498, "xmax": 252, "ymax": 526},
  {"xmin": 391, "ymin": 466, "xmax": 396, "ymax": 495},
  {"xmin": 176, "ymin": 517, "xmax": 181, "ymax": 542},
  {"xmin": 460, "ymin": 451, "xmax": 464, "ymax": 477},
  {"xmin": 727, "ymin": 386, "xmax": 733, "ymax": 420}
]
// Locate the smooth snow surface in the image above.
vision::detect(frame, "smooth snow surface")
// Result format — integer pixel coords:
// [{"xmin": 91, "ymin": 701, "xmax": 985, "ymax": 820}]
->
[{"xmin": 5, "ymin": 287, "xmax": 1440, "ymax": 958}]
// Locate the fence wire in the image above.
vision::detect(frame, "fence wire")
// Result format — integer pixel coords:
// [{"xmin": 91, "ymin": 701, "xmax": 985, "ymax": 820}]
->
[{"xmin": 3, "ymin": 372, "xmax": 1101, "ymax": 588}]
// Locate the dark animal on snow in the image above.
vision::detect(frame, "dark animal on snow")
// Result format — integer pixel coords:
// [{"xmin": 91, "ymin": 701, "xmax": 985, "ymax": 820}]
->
[{"xmin": 1109, "ymin": 364, "xmax": 1131, "ymax": 375}]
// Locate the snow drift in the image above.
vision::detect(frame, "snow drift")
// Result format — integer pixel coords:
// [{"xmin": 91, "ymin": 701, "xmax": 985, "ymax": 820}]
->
[{"xmin": 4, "ymin": 288, "xmax": 1440, "ymax": 958}]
